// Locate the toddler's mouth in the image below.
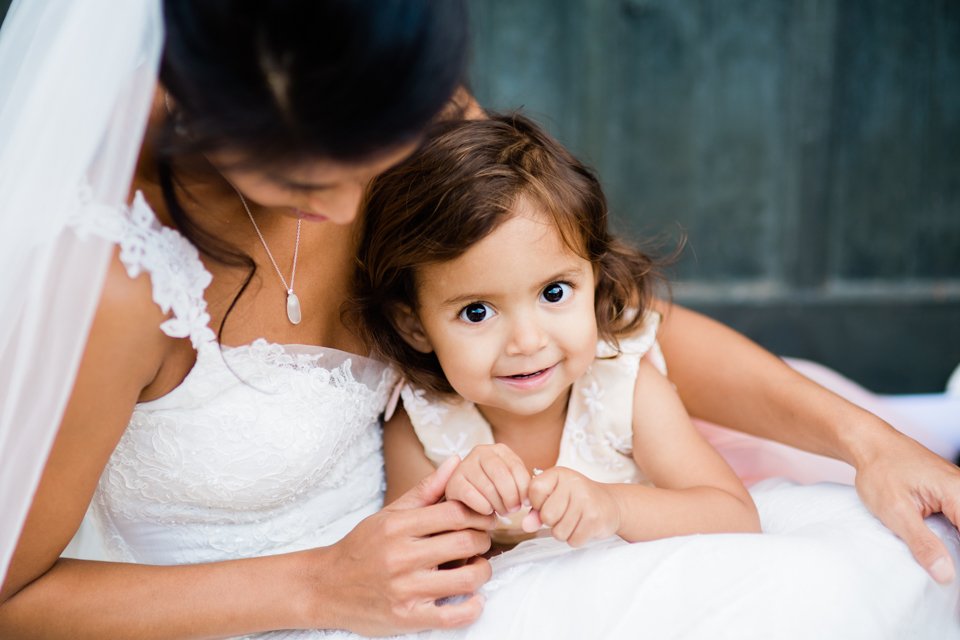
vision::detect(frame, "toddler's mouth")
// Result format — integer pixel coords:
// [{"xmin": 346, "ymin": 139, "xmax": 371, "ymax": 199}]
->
[
  {"xmin": 510, "ymin": 368, "xmax": 546, "ymax": 379},
  {"xmin": 497, "ymin": 364, "xmax": 556, "ymax": 390}
]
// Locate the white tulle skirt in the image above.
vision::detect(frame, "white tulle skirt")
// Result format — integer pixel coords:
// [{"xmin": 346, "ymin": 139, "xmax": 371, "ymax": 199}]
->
[{"xmin": 268, "ymin": 479, "xmax": 959, "ymax": 640}]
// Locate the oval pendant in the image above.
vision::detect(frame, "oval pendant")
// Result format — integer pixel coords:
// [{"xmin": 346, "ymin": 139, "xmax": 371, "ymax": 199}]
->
[{"xmin": 286, "ymin": 291, "xmax": 302, "ymax": 325}]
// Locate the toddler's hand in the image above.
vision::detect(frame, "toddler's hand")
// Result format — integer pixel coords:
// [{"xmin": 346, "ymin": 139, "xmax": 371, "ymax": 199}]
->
[
  {"xmin": 445, "ymin": 443, "xmax": 530, "ymax": 517},
  {"xmin": 527, "ymin": 467, "xmax": 620, "ymax": 547}
]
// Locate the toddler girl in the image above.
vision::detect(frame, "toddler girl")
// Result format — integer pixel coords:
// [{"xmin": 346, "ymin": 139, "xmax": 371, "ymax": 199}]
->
[{"xmin": 353, "ymin": 113, "xmax": 760, "ymax": 547}]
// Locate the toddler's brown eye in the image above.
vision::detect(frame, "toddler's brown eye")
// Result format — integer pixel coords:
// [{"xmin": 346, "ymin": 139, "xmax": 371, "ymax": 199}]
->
[
  {"xmin": 541, "ymin": 282, "xmax": 570, "ymax": 303},
  {"xmin": 459, "ymin": 302, "xmax": 493, "ymax": 323}
]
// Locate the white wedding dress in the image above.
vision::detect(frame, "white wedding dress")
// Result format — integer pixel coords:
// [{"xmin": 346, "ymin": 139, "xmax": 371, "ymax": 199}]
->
[{"xmin": 67, "ymin": 195, "xmax": 960, "ymax": 639}]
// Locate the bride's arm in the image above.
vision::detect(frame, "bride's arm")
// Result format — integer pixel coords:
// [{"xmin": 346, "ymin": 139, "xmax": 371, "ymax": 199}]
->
[
  {"xmin": 2, "ymin": 475, "xmax": 490, "ymax": 639},
  {"xmin": 655, "ymin": 302, "xmax": 867, "ymax": 458},
  {"xmin": 655, "ymin": 302, "xmax": 960, "ymax": 584},
  {"xmin": 0, "ymin": 256, "xmax": 493, "ymax": 638}
]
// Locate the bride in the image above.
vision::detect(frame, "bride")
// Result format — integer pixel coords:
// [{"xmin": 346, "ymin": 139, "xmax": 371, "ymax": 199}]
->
[{"xmin": 1, "ymin": 1, "xmax": 958, "ymax": 637}]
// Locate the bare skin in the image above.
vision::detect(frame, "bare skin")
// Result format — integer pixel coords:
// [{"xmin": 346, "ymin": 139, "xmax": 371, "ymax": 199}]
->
[{"xmin": 0, "ymin": 92, "xmax": 495, "ymax": 638}]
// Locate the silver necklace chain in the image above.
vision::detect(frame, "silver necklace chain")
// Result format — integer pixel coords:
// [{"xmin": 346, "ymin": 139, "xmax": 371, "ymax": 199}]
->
[
  {"xmin": 234, "ymin": 189, "xmax": 304, "ymax": 325},
  {"xmin": 235, "ymin": 190, "xmax": 301, "ymax": 294},
  {"xmin": 168, "ymin": 91, "xmax": 302, "ymax": 324}
]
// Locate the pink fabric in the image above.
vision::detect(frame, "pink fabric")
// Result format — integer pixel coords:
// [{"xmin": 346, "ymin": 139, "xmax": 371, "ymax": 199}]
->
[{"xmin": 696, "ymin": 420, "xmax": 856, "ymax": 487}]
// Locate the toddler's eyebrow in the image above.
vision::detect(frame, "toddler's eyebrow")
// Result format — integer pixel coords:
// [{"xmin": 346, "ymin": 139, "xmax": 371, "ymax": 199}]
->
[
  {"xmin": 535, "ymin": 269, "xmax": 584, "ymax": 290},
  {"xmin": 440, "ymin": 291, "xmax": 492, "ymax": 308}
]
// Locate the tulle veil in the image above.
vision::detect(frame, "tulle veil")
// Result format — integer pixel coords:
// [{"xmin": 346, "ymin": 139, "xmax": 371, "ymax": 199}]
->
[{"xmin": 0, "ymin": 0, "xmax": 162, "ymax": 583}]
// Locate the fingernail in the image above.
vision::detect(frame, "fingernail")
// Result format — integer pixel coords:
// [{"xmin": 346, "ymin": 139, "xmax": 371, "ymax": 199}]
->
[
  {"xmin": 521, "ymin": 512, "xmax": 539, "ymax": 532},
  {"xmin": 522, "ymin": 499, "xmax": 531, "ymax": 508},
  {"xmin": 931, "ymin": 557, "xmax": 955, "ymax": 584}
]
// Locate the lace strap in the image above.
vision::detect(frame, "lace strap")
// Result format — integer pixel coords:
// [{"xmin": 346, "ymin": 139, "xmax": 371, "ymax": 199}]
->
[{"xmin": 69, "ymin": 188, "xmax": 216, "ymax": 349}]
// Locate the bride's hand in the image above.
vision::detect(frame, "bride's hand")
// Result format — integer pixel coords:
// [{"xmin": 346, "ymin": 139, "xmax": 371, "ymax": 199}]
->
[
  {"xmin": 307, "ymin": 456, "xmax": 496, "ymax": 635},
  {"xmin": 854, "ymin": 427, "xmax": 960, "ymax": 585}
]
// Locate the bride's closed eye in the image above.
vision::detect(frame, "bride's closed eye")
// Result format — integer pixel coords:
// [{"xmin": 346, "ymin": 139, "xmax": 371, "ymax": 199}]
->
[
  {"xmin": 458, "ymin": 302, "xmax": 496, "ymax": 324},
  {"xmin": 540, "ymin": 281, "xmax": 573, "ymax": 304}
]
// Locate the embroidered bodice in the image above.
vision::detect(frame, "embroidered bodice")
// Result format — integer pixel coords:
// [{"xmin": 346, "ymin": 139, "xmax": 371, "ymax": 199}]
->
[
  {"xmin": 397, "ymin": 315, "xmax": 666, "ymax": 542},
  {"xmin": 71, "ymin": 193, "xmax": 396, "ymax": 566}
]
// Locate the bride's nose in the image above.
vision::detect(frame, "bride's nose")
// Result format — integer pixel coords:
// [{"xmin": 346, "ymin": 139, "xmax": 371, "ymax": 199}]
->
[{"xmin": 308, "ymin": 182, "xmax": 364, "ymax": 224}]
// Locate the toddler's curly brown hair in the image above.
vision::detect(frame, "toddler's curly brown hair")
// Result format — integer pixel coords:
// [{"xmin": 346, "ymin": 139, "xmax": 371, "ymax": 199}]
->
[{"xmin": 350, "ymin": 112, "xmax": 667, "ymax": 394}]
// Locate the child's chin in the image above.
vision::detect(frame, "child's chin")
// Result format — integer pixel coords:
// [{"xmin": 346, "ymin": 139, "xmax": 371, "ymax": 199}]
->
[{"xmin": 477, "ymin": 394, "xmax": 565, "ymax": 418}]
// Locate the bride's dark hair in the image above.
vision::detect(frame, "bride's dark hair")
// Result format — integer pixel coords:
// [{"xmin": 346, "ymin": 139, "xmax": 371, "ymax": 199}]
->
[
  {"xmin": 159, "ymin": 0, "xmax": 468, "ymax": 165},
  {"xmin": 155, "ymin": 0, "xmax": 469, "ymax": 337}
]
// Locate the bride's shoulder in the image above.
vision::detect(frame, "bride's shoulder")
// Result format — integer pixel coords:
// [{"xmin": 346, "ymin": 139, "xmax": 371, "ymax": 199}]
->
[
  {"xmin": 78, "ymin": 190, "xmax": 216, "ymax": 350},
  {"xmin": 72, "ymin": 247, "xmax": 175, "ymax": 408},
  {"xmin": 98, "ymin": 243, "xmax": 170, "ymax": 332}
]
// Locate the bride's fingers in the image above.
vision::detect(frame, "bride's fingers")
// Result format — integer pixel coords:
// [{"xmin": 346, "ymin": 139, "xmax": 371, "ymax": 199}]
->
[
  {"xmin": 328, "ymin": 503, "xmax": 491, "ymax": 635},
  {"xmin": 404, "ymin": 499, "xmax": 497, "ymax": 537},
  {"xmin": 427, "ymin": 555, "xmax": 492, "ymax": 596},
  {"xmin": 410, "ymin": 528, "xmax": 492, "ymax": 568},
  {"xmin": 856, "ymin": 438, "xmax": 960, "ymax": 584},
  {"xmin": 883, "ymin": 503, "xmax": 955, "ymax": 584},
  {"xmin": 411, "ymin": 592, "xmax": 487, "ymax": 631},
  {"xmin": 391, "ymin": 455, "xmax": 462, "ymax": 511}
]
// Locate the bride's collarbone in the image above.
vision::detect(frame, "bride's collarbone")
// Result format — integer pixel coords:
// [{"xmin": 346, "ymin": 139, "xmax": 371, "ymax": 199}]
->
[{"xmin": 203, "ymin": 273, "xmax": 361, "ymax": 350}]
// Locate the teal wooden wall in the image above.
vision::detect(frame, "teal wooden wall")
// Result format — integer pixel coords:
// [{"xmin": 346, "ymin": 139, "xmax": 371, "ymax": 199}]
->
[
  {"xmin": 2, "ymin": 0, "xmax": 955, "ymax": 391},
  {"xmin": 469, "ymin": 0, "xmax": 960, "ymax": 392}
]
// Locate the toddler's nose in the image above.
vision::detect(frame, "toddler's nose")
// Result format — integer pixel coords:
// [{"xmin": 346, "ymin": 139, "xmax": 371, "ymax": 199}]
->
[{"xmin": 506, "ymin": 314, "xmax": 548, "ymax": 355}]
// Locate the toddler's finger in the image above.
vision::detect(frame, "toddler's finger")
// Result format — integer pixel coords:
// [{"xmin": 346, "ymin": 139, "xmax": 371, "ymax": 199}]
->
[
  {"xmin": 478, "ymin": 455, "xmax": 518, "ymax": 514},
  {"xmin": 528, "ymin": 468, "xmax": 559, "ymax": 510},
  {"xmin": 447, "ymin": 476, "xmax": 495, "ymax": 515},
  {"xmin": 459, "ymin": 465, "xmax": 504, "ymax": 516},
  {"xmin": 550, "ymin": 503, "xmax": 581, "ymax": 543},
  {"xmin": 538, "ymin": 481, "xmax": 571, "ymax": 528},
  {"xmin": 521, "ymin": 509, "xmax": 543, "ymax": 533},
  {"xmin": 505, "ymin": 456, "xmax": 531, "ymax": 508}
]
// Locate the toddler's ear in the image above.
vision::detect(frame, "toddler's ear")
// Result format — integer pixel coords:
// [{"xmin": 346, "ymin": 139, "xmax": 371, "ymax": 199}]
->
[{"xmin": 390, "ymin": 304, "xmax": 433, "ymax": 354}]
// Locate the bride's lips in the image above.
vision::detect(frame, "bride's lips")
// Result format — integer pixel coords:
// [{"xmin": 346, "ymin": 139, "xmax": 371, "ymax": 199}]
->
[
  {"xmin": 293, "ymin": 208, "xmax": 328, "ymax": 223},
  {"xmin": 496, "ymin": 364, "xmax": 556, "ymax": 390}
]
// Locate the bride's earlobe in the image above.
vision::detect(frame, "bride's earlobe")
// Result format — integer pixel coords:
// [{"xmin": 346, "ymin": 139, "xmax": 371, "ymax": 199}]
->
[{"xmin": 390, "ymin": 304, "xmax": 433, "ymax": 354}]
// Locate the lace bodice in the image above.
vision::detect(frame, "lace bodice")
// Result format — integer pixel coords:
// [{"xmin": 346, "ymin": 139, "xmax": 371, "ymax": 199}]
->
[{"xmin": 72, "ymin": 194, "xmax": 396, "ymax": 565}]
